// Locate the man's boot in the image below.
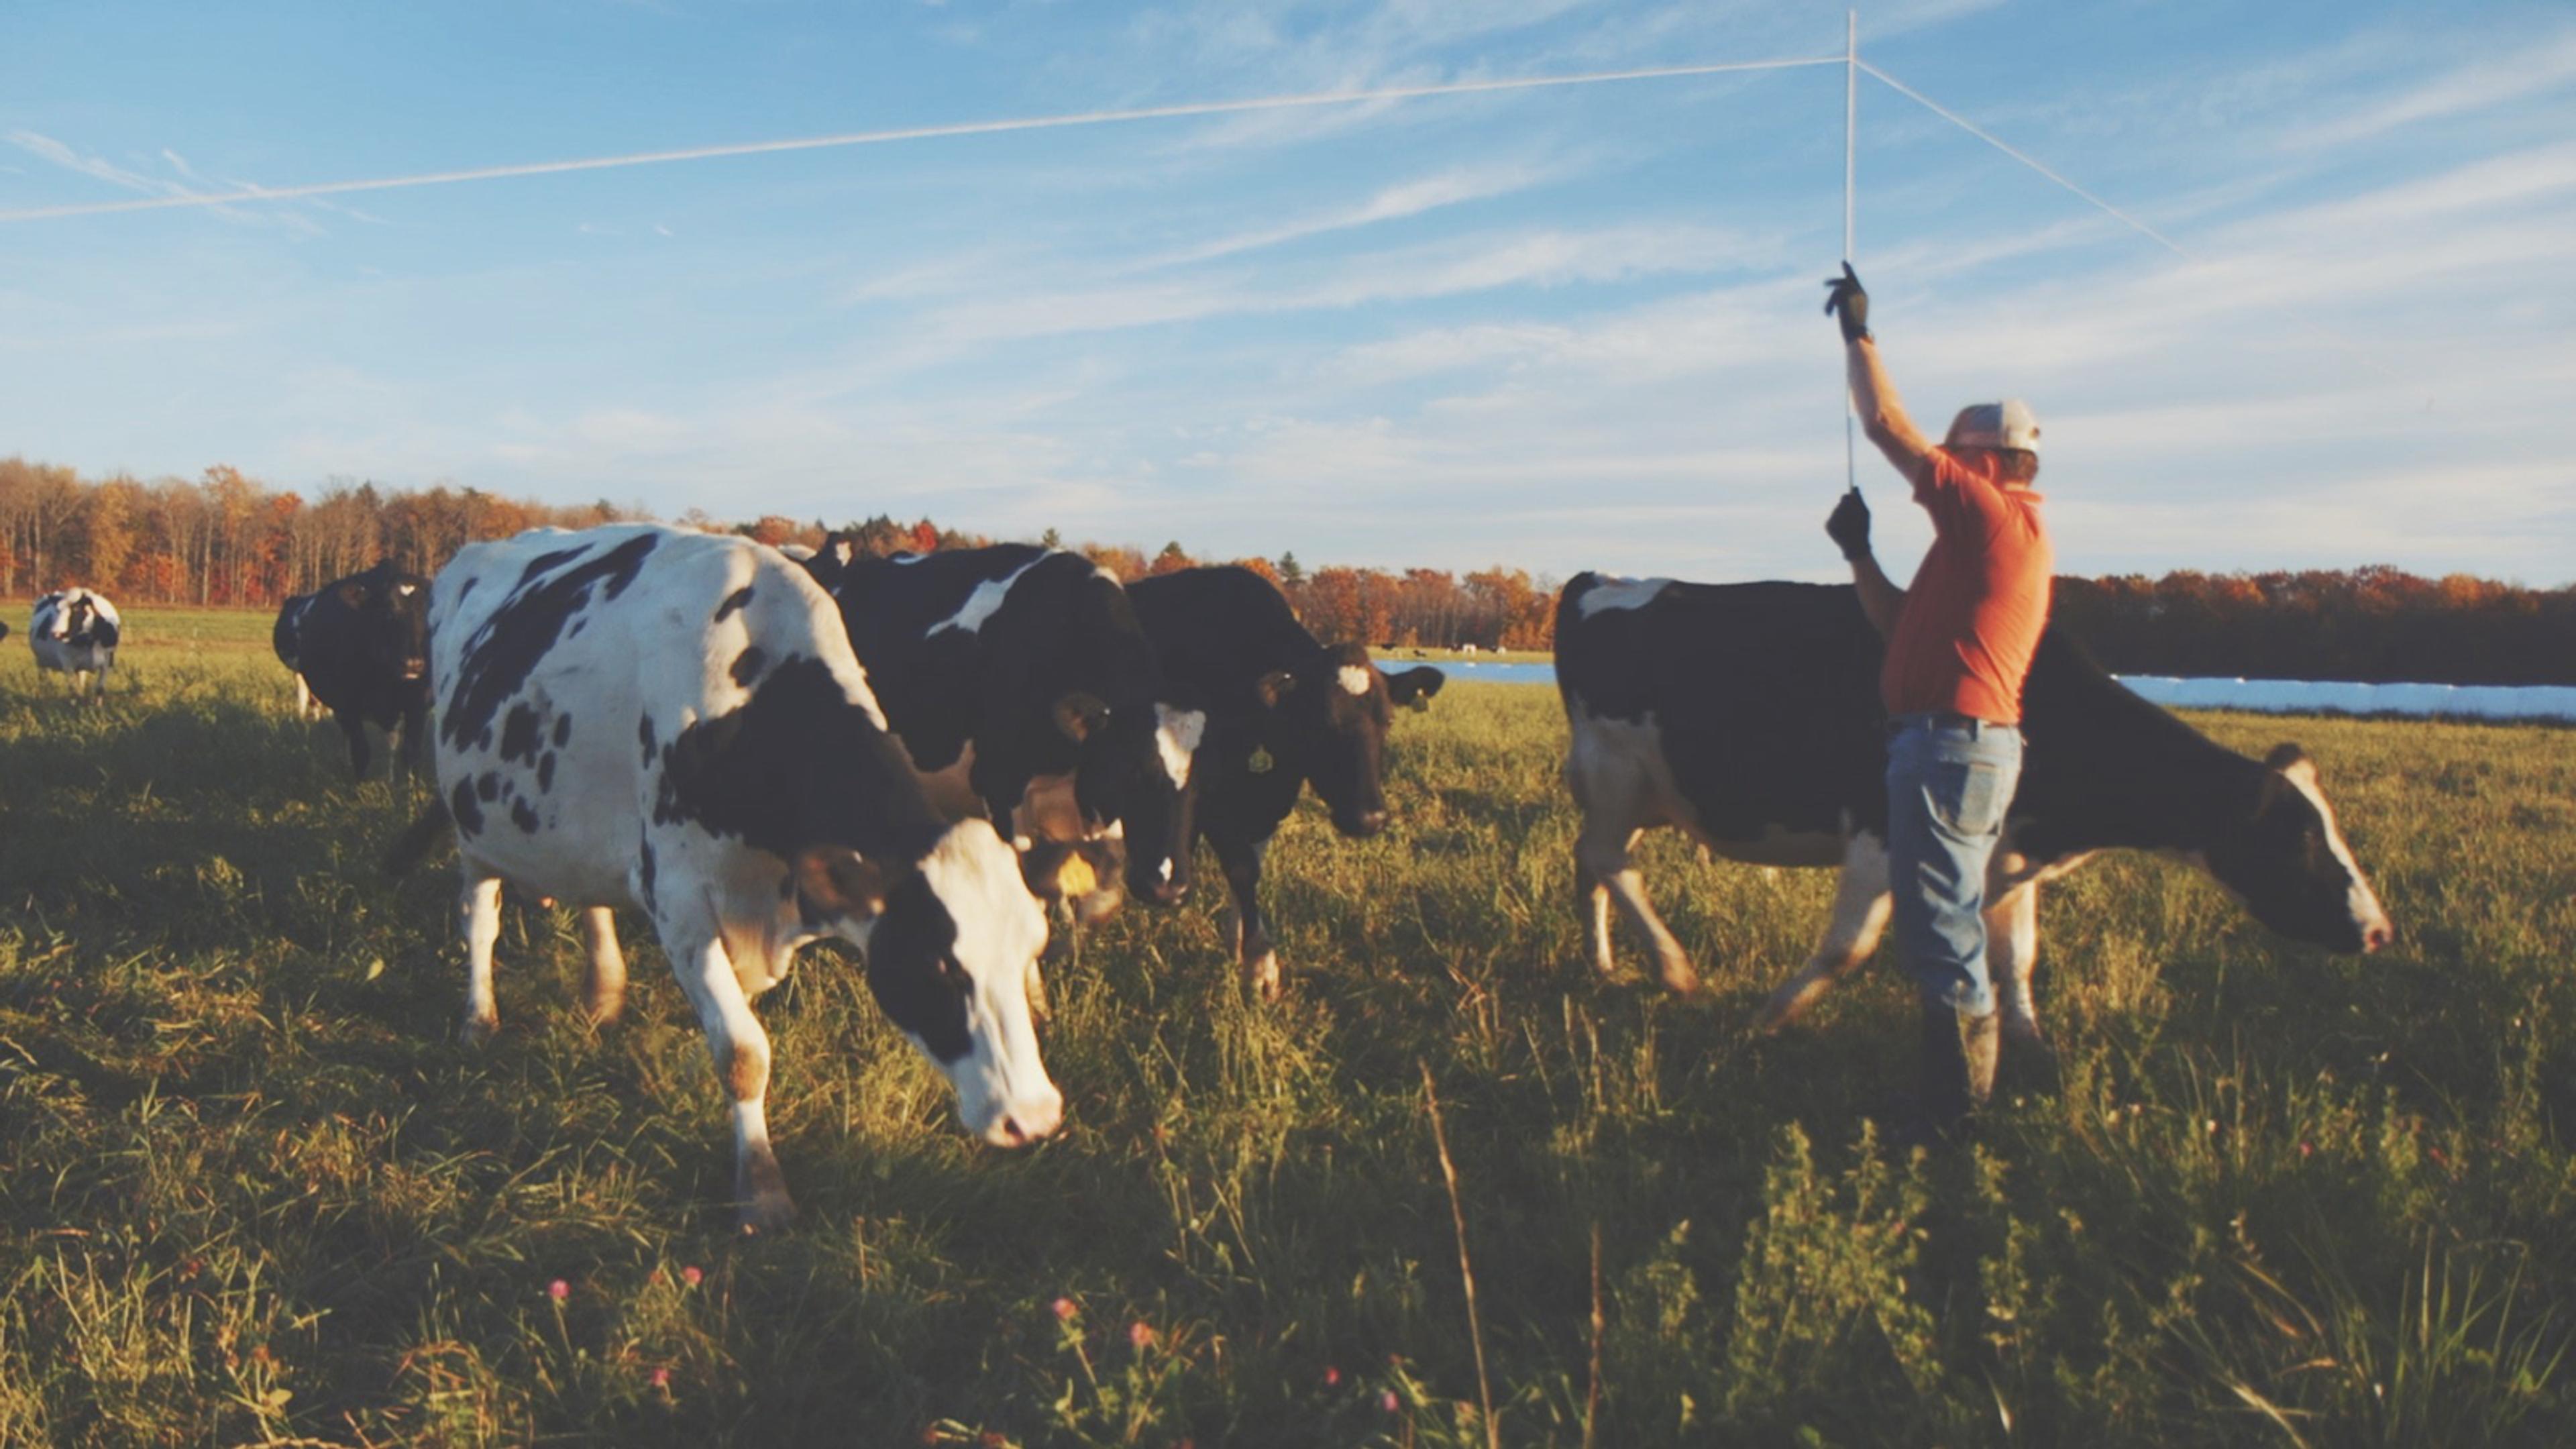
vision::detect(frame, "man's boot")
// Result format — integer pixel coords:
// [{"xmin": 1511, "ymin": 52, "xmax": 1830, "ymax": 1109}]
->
[{"xmin": 1906, "ymin": 1003, "xmax": 2000, "ymax": 1146}]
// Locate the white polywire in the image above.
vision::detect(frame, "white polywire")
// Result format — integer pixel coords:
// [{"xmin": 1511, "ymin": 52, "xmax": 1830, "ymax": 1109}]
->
[
  {"xmin": 1842, "ymin": 9, "xmax": 1858, "ymax": 496},
  {"xmin": 1858, "ymin": 60, "xmax": 2190, "ymax": 257},
  {"xmin": 0, "ymin": 56, "xmax": 1843, "ymax": 224}
]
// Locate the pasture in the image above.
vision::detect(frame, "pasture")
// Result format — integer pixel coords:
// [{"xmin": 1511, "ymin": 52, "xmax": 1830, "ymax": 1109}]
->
[{"xmin": 0, "ymin": 602, "xmax": 2569, "ymax": 1447}]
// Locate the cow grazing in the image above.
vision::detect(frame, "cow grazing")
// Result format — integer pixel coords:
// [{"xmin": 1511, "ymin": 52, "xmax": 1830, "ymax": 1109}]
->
[
  {"xmin": 1554, "ymin": 574, "xmax": 2393, "ymax": 1047},
  {"xmin": 423, "ymin": 524, "xmax": 1059, "ymax": 1232},
  {"xmin": 30, "ymin": 588, "xmax": 121, "ymax": 701},
  {"xmin": 1126, "ymin": 566, "xmax": 1445, "ymax": 998},
  {"xmin": 286, "ymin": 564, "xmax": 433, "ymax": 775},
  {"xmin": 271, "ymin": 591, "xmax": 331, "ymax": 720},
  {"xmin": 806, "ymin": 542, "xmax": 1208, "ymax": 930}
]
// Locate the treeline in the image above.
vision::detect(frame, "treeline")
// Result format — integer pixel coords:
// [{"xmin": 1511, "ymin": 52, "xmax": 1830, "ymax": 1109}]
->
[{"xmin": 5, "ymin": 458, "xmax": 2571, "ymax": 682}]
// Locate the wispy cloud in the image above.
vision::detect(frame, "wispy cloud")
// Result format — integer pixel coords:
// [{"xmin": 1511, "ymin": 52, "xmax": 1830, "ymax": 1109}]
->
[
  {"xmin": 2286, "ymin": 25, "xmax": 2576, "ymax": 150},
  {"xmin": 1140, "ymin": 160, "xmax": 1553, "ymax": 268}
]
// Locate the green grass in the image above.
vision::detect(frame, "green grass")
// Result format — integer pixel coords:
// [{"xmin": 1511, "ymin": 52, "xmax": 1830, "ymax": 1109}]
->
[{"xmin": 1, "ymin": 604, "xmax": 2570, "ymax": 1446}]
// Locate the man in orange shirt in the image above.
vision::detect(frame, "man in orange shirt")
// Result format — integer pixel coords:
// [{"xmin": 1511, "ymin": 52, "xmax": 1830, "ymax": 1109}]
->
[{"xmin": 1822, "ymin": 264, "xmax": 2054, "ymax": 1141}]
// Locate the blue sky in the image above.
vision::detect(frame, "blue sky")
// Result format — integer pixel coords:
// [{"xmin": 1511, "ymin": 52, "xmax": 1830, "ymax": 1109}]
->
[{"xmin": 3, "ymin": 1, "xmax": 2571, "ymax": 584}]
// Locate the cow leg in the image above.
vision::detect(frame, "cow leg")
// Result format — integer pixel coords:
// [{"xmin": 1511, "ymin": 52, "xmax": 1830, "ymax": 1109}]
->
[
  {"xmin": 458, "ymin": 873, "xmax": 504, "ymax": 1044},
  {"xmin": 1986, "ymin": 881, "xmax": 2043, "ymax": 1046},
  {"xmin": 1574, "ymin": 817, "xmax": 1697, "ymax": 996},
  {"xmin": 581, "ymin": 906, "xmax": 627, "ymax": 1026},
  {"xmin": 668, "ymin": 930, "xmax": 796, "ymax": 1234},
  {"xmin": 1755, "ymin": 833, "xmax": 1894, "ymax": 1032},
  {"xmin": 338, "ymin": 713, "xmax": 373, "ymax": 780},
  {"xmin": 1210, "ymin": 833, "xmax": 1280, "ymax": 1000}
]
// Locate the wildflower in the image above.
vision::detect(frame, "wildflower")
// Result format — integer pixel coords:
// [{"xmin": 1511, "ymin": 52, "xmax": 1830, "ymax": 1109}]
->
[
  {"xmin": 1051, "ymin": 1297, "xmax": 1078, "ymax": 1322},
  {"xmin": 979, "ymin": 1432, "xmax": 1007, "ymax": 1448},
  {"xmin": 682, "ymin": 1265, "xmax": 704, "ymax": 1288},
  {"xmin": 650, "ymin": 1367, "xmax": 670, "ymax": 1389},
  {"xmin": 2298, "ymin": 1140, "xmax": 2315, "ymax": 1159},
  {"xmin": 1127, "ymin": 1320, "xmax": 1156, "ymax": 1350},
  {"xmin": 1380, "ymin": 1389, "xmax": 1401, "ymax": 1413},
  {"xmin": 1322, "ymin": 1364, "xmax": 1341, "ymax": 1387},
  {"xmin": 547, "ymin": 1279, "xmax": 570, "ymax": 1303}
]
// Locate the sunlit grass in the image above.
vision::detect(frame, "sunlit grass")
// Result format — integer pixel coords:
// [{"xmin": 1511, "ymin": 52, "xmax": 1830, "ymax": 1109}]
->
[{"xmin": 0, "ymin": 607, "xmax": 2568, "ymax": 1445}]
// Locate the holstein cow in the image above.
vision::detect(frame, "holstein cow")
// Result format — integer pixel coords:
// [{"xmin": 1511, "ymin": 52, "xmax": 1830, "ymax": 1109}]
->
[
  {"xmin": 417, "ymin": 524, "xmax": 1059, "ymax": 1232},
  {"xmin": 804, "ymin": 542, "xmax": 1207, "ymax": 937},
  {"xmin": 1126, "ymin": 566, "xmax": 1445, "ymax": 998},
  {"xmin": 286, "ymin": 564, "xmax": 433, "ymax": 775},
  {"xmin": 30, "ymin": 588, "xmax": 121, "ymax": 701},
  {"xmin": 270, "ymin": 590, "xmax": 331, "ymax": 720},
  {"xmin": 1554, "ymin": 575, "xmax": 2392, "ymax": 1051}
]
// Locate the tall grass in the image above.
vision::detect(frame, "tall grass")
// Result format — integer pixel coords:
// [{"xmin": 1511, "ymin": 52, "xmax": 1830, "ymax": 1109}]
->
[{"xmin": 0, "ymin": 607, "xmax": 2567, "ymax": 1445}]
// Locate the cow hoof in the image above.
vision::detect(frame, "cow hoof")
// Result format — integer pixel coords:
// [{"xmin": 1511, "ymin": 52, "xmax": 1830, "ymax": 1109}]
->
[
  {"xmin": 582, "ymin": 997, "xmax": 624, "ymax": 1029},
  {"xmin": 1244, "ymin": 951, "xmax": 1282, "ymax": 1003},
  {"xmin": 737, "ymin": 1197, "xmax": 799, "ymax": 1236},
  {"xmin": 1657, "ymin": 963, "xmax": 1702, "ymax": 998},
  {"xmin": 460, "ymin": 1014, "xmax": 500, "ymax": 1046}
]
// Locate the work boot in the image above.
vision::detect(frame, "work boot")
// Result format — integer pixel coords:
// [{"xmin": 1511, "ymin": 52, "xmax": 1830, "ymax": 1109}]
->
[{"xmin": 1900, "ymin": 1003, "xmax": 2000, "ymax": 1148}]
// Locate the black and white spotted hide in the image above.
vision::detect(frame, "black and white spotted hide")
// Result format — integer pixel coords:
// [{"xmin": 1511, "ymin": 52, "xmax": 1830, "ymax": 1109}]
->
[
  {"xmin": 426, "ymin": 524, "xmax": 1059, "ymax": 1232},
  {"xmin": 30, "ymin": 588, "xmax": 121, "ymax": 702}
]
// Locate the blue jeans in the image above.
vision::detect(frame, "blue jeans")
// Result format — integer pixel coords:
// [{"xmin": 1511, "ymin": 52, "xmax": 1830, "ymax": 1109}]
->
[{"xmin": 1884, "ymin": 714, "xmax": 2023, "ymax": 1017}]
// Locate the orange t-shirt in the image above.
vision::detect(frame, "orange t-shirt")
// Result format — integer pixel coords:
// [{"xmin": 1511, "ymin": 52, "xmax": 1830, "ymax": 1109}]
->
[{"xmin": 1880, "ymin": 447, "xmax": 2053, "ymax": 724}]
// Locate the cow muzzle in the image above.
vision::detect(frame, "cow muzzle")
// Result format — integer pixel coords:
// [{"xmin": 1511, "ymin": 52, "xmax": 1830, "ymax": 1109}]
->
[{"xmin": 981, "ymin": 1087, "xmax": 1065, "ymax": 1148}]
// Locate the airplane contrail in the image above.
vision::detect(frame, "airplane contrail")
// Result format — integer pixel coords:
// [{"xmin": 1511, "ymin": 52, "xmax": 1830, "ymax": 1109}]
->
[{"xmin": 0, "ymin": 56, "xmax": 1842, "ymax": 225}]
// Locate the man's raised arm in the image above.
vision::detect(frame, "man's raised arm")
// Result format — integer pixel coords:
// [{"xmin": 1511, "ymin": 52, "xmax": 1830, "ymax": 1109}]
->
[{"xmin": 1824, "ymin": 264, "xmax": 1933, "ymax": 479}]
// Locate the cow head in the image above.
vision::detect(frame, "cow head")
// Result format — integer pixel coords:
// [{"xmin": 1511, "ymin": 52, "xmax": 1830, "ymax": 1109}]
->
[
  {"xmin": 1055, "ymin": 688, "xmax": 1205, "ymax": 907},
  {"xmin": 1254, "ymin": 645, "xmax": 1444, "ymax": 837},
  {"xmin": 50, "ymin": 590, "xmax": 117, "ymax": 649},
  {"xmin": 800, "ymin": 818, "xmax": 1061, "ymax": 1147},
  {"xmin": 345, "ymin": 570, "xmax": 433, "ymax": 704},
  {"xmin": 2200, "ymin": 744, "xmax": 2394, "ymax": 955}
]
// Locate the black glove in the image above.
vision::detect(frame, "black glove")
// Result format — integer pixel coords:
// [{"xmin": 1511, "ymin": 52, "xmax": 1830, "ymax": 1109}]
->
[
  {"xmin": 1825, "ymin": 486, "xmax": 1872, "ymax": 560},
  {"xmin": 1822, "ymin": 262, "xmax": 1870, "ymax": 344}
]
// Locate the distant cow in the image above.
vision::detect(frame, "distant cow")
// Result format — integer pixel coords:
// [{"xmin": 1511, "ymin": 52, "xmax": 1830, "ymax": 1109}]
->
[
  {"xmin": 1128, "ymin": 566, "xmax": 1445, "ymax": 998},
  {"xmin": 422, "ymin": 524, "xmax": 1059, "ymax": 1232},
  {"xmin": 806, "ymin": 542, "xmax": 1207, "ymax": 930},
  {"xmin": 1554, "ymin": 575, "xmax": 2392, "ymax": 1048},
  {"xmin": 286, "ymin": 563, "xmax": 433, "ymax": 778},
  {"xmin": 30, "ymin": 588, "xmax": 121, "ymax": 701},
  {"xmin": 270, "ymin": 591, "xmax": 331, "ymax": 720}
]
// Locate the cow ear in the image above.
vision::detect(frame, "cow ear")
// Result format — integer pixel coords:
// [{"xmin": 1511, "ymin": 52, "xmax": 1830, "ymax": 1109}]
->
[
  {"xmin": 335, "ymin": 581, "xmax": 366, "ymax": 609},
  {"xmin": 1254, "ymin": 669, "xmax": 1297, "ymax": 710},
  {"xmin": 1016, "ymin": 839, "xmax": 1110, "ymax": 905},
  {"xmin": 1053, "ymin": 691, "xmax": 1110, "ymax": 741},
  {"xmin": 1387, "ymin": 665, "xmax": 1445, "ymax": 711},
  {"xmin": 794, "ymin": 846, "xmax": 898, "ymax": 920}
]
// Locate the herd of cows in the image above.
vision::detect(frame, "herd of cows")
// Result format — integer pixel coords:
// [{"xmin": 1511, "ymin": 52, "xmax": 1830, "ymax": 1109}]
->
[{"xmin": 21, "ymin": 524, "xmax": 2394, "ymax": 1230}]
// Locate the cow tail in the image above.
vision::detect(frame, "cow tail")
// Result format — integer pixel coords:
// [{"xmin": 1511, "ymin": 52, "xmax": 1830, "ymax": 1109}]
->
[{"xmin": 383, "ymin": 797, "xmax": 455, "ymax": 878}]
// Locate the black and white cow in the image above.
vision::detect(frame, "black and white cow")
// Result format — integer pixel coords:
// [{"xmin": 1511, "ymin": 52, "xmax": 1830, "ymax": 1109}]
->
[
  {"xmin": 30, "ymin": 588, "xmax": 121, "ymax": 701},
  {"xmin": 270, "ymin": 590, "xmax": 330, "ymax": 720},
  {"xmin": 422, "ymin": 524, "xmax": 1059, "ymax": 1232},
  {"xmin": 1126, "ymin": 566, "xmax": 1445, "ymax": 998},
  {"xmin": 285, "ymin": 564, "xmax": 433, "ymax": 775},
  {"xmin": 806, "ymin": 542, "xmax": 1207, "ymax": 929},
  {"xmin": 1554, "ymin": 574, "xmax": 2393, "ymax": 1048}
]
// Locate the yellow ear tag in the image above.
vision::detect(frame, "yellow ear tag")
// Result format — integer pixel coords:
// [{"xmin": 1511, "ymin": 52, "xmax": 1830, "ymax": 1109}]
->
[
  {"xmin": 1246, "ymin": 747, "xmax": 1274, "ymax": 775},
  {"xmin": 1055, "ymin": 853, "xmax": 1097, "ymax": 898}
]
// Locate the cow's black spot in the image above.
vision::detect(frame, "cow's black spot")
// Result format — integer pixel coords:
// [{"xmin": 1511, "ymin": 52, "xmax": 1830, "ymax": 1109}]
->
[
  {"xmin": 537, "ymin": 753, "xmax": 556, "ymax": 792},
  {"xmin": 459, "ymin": 578, "xmax": 477, "ymax": 599},
  {"xmin": 511, "ymin": 799, "xmax": 541, "ymax": 833},
  {"xmin": 568, "ymin": 619, "xmax": 587, "ymax": 640},
  {"xmin": 638, "ymin": 838, "xmax": 658, "ymax": 913},
  {"xmin": 553, "ymin": 714, "xmax": 572, "ymax": 747},
  {"xmin": 715, "ymin": 585, "xmax": 755, "ymax": 623},
  {"xmin": 452, "ymin": 780, "xmax": 486, "ymax": 836},
  {"xmin": 477, "ymin": 772, "xmax": 501, "ymax": 802},
  {"xmin": 500, "ymin": 703, "xmax": 544, "ymax": 763},
  {"xmin": 655, "ymin": 655, "xmax": 945, "ymax": 864},
  {"xmin": 638, "ymin": 713, "xmax": 656, "ymax": 767},
  {"xmin": 731, "ymin": 646, "xmax": 767, "ymax": 688},
  {"xmin": 443, "ymin": 532, "xmax": 659, "ymax": 751},
  {"xmin": 518, "ymin": 545, "xmax": 588, "ymax": 583}
]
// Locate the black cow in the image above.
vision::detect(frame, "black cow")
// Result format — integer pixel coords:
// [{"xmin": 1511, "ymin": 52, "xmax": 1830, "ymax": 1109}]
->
[
  {"xmin": 1554, "ymin": 574, "xmax": 2393, "ymax": 1048},
  {"xmin": 290, "ymin": 562, "xmax": 433, "ymax": 779},
  {"xmin": 805, "ymin": 542, "xmax": 1207, "ymax": 930},
  {"xmin": 1127, "ymin": 566, "xmax": 1444, "ymax": 998}
]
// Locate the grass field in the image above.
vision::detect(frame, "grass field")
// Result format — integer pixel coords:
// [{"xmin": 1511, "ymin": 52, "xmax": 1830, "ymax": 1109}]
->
[{"xmin": 1, "ymin": 603, "xmax": 2571, "ymax": 1446}]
